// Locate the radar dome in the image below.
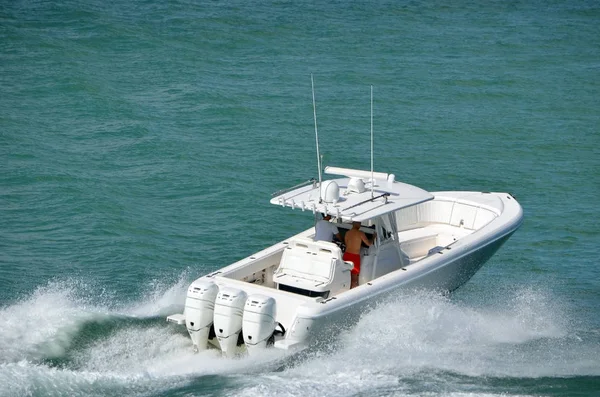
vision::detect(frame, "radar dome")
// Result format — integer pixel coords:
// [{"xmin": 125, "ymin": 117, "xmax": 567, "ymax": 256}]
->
[
  {"xmin": 348, "ymin": 177, "xmax": 366, "ymax": 193},
  {"xmin": 320, "ymin": 180, "xmax": 340, "ymax": 203}
]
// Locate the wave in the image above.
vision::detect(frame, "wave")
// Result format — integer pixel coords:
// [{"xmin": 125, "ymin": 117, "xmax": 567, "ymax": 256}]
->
[
  {"xmin": 0, "ymin": 274, "xmax": 290, "ymax": 396},
  {"xmin": 0, "ymin": 274, "xmax": 190, "ymax": 366},
  {"xmin": 0, "ymin": 276, "xmax": 598, "ymax": 397},
  {"xmin": 225, "ymin": 287, "xmax": 600, "ymax": 397},
  {"xmin": 339, "ymin": 287, "xmax": 596, "ymax": 378}
]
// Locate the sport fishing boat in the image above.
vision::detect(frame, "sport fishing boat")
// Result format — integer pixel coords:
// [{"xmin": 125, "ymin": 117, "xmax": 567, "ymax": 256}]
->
[
  {"xmin": 167, "ymin": 166, "xmax": 523, "ymax": 355},
  {"xmin": 166, "ymin": 81, "xmax": 523, "ymax": 356}
]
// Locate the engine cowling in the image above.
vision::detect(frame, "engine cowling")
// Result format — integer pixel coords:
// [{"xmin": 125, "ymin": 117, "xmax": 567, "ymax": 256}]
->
[
  {"xmin": 243, "ymin": 294, "xmax": 276, "ymax": 354},
  {"xmin": 213, "ymin": 287, "xmax": 247, "ymax": 356},
  {"xmin": 184, "ymin": 280, "xmax": 219, "ymax": 351}
]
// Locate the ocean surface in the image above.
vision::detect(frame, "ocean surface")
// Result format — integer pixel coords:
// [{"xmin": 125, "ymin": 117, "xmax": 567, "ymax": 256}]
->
[{"xmin": 1, "ymin": 1, "xmax": 599, "ymax": 396}]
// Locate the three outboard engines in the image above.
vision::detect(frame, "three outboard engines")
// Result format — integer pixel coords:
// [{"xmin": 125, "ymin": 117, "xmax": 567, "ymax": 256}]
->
[{"xmin": 183, "ymin": 280, "xmax": 281, "ymax": 356}]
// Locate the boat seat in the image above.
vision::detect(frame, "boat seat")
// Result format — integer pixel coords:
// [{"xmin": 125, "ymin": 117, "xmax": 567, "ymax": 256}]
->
[
  {"xmin": 274, "ymin": 237, "xmax": 352, "ymax": 296},
  {"xmin": 399, "ymin": 233, "xmax": 440, "ymax": 261}
]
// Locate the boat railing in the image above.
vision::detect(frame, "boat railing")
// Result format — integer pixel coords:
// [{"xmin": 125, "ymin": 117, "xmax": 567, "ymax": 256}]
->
[{"xmin": 271, "ymin": 178, "xmax": 316, "ymax": 198}]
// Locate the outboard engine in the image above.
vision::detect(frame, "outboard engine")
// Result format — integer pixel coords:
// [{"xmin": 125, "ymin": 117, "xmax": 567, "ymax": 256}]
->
[
  {"xmin": 213, "ymin": 287, "xmax": 247, "ymax": 356},
  {"xmin": 184, "ymin": 280, "xmax": 219, "ymax": 352},
  {"xmin": 243, "ymin": 295, "xmax": 276, "ymax": 353}
]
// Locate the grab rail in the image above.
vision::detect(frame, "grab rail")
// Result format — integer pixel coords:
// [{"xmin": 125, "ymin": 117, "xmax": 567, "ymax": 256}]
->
[{"xmin": 271, "ymin": 178, "xmax": 316, "ymax": 198}]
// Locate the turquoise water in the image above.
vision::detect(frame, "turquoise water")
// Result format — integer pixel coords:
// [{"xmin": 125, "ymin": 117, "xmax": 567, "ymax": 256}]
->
[{"xmin": 1, "ymin": 0, "xmax": 599, "ymax": 396}]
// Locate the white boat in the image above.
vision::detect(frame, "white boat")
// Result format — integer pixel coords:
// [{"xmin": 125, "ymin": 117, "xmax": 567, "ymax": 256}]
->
[{"xmin": 167, "ymin": 165, "xmax": 523, "ymax": 355}]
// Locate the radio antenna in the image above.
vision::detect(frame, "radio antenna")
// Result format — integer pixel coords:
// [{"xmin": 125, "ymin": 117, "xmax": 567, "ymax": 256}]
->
[
  {"xmin": 311, "ymin": 74, "xmax": 323, "ymax": 203},
  {"xmin": 370, "ymin": 85, "xmax": 374, "ymax": 198}
]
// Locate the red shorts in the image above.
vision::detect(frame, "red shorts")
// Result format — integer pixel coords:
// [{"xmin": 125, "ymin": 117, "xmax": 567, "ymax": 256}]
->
[{"xmin": 343, "ymin": 252, "xmax": 361, "ymax": 275}]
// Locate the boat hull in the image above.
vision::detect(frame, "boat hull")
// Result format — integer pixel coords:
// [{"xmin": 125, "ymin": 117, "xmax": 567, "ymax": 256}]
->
[{"xmin": 285, "ymin": 231, "xmax": 516, "ymax": 349}]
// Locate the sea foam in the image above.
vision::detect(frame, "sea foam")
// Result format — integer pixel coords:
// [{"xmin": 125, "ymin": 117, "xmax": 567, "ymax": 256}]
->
[{"xmin": 1, "ymin": 277, "xmax": 598, "ymax": 397}]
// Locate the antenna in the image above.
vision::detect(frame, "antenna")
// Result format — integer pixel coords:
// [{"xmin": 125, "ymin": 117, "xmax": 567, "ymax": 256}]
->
[
  {"xmin": 311, "ymin": 74, "xmax": 323, "ymax": 202},
  {"xmin": 370, "ymin": 85, "xmax": 374, "ymax": 198}
]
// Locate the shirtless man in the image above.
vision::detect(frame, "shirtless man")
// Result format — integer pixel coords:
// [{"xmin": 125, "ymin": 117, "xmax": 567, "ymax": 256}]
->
[{"xmin": 343, "ymin": 221, "xmax": 376, "ymax": 289}]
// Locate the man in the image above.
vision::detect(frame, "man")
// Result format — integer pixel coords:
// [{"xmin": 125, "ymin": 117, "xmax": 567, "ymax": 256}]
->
[
  {"xmin": 343, "ymin": 221, "xmax": 375, "ymax": 289},
  {"xmin": 314, "ymin": 213, "xmax": 341, "ymax": 243}
]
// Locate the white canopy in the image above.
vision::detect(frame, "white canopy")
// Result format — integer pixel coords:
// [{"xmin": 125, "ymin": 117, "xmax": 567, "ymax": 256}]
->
[{"xmin": 270, "ymin": 167, "xmax": 433, "ymax": 222}]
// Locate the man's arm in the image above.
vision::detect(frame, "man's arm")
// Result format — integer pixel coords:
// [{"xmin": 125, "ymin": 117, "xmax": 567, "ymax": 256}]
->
[
  {"xmin": 360, "ymin": 232, "xmax": 373, "ymax": 246},
  {"xmin": 332, "ymin": 225, "xmax": 341, "ymax": 242}
]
